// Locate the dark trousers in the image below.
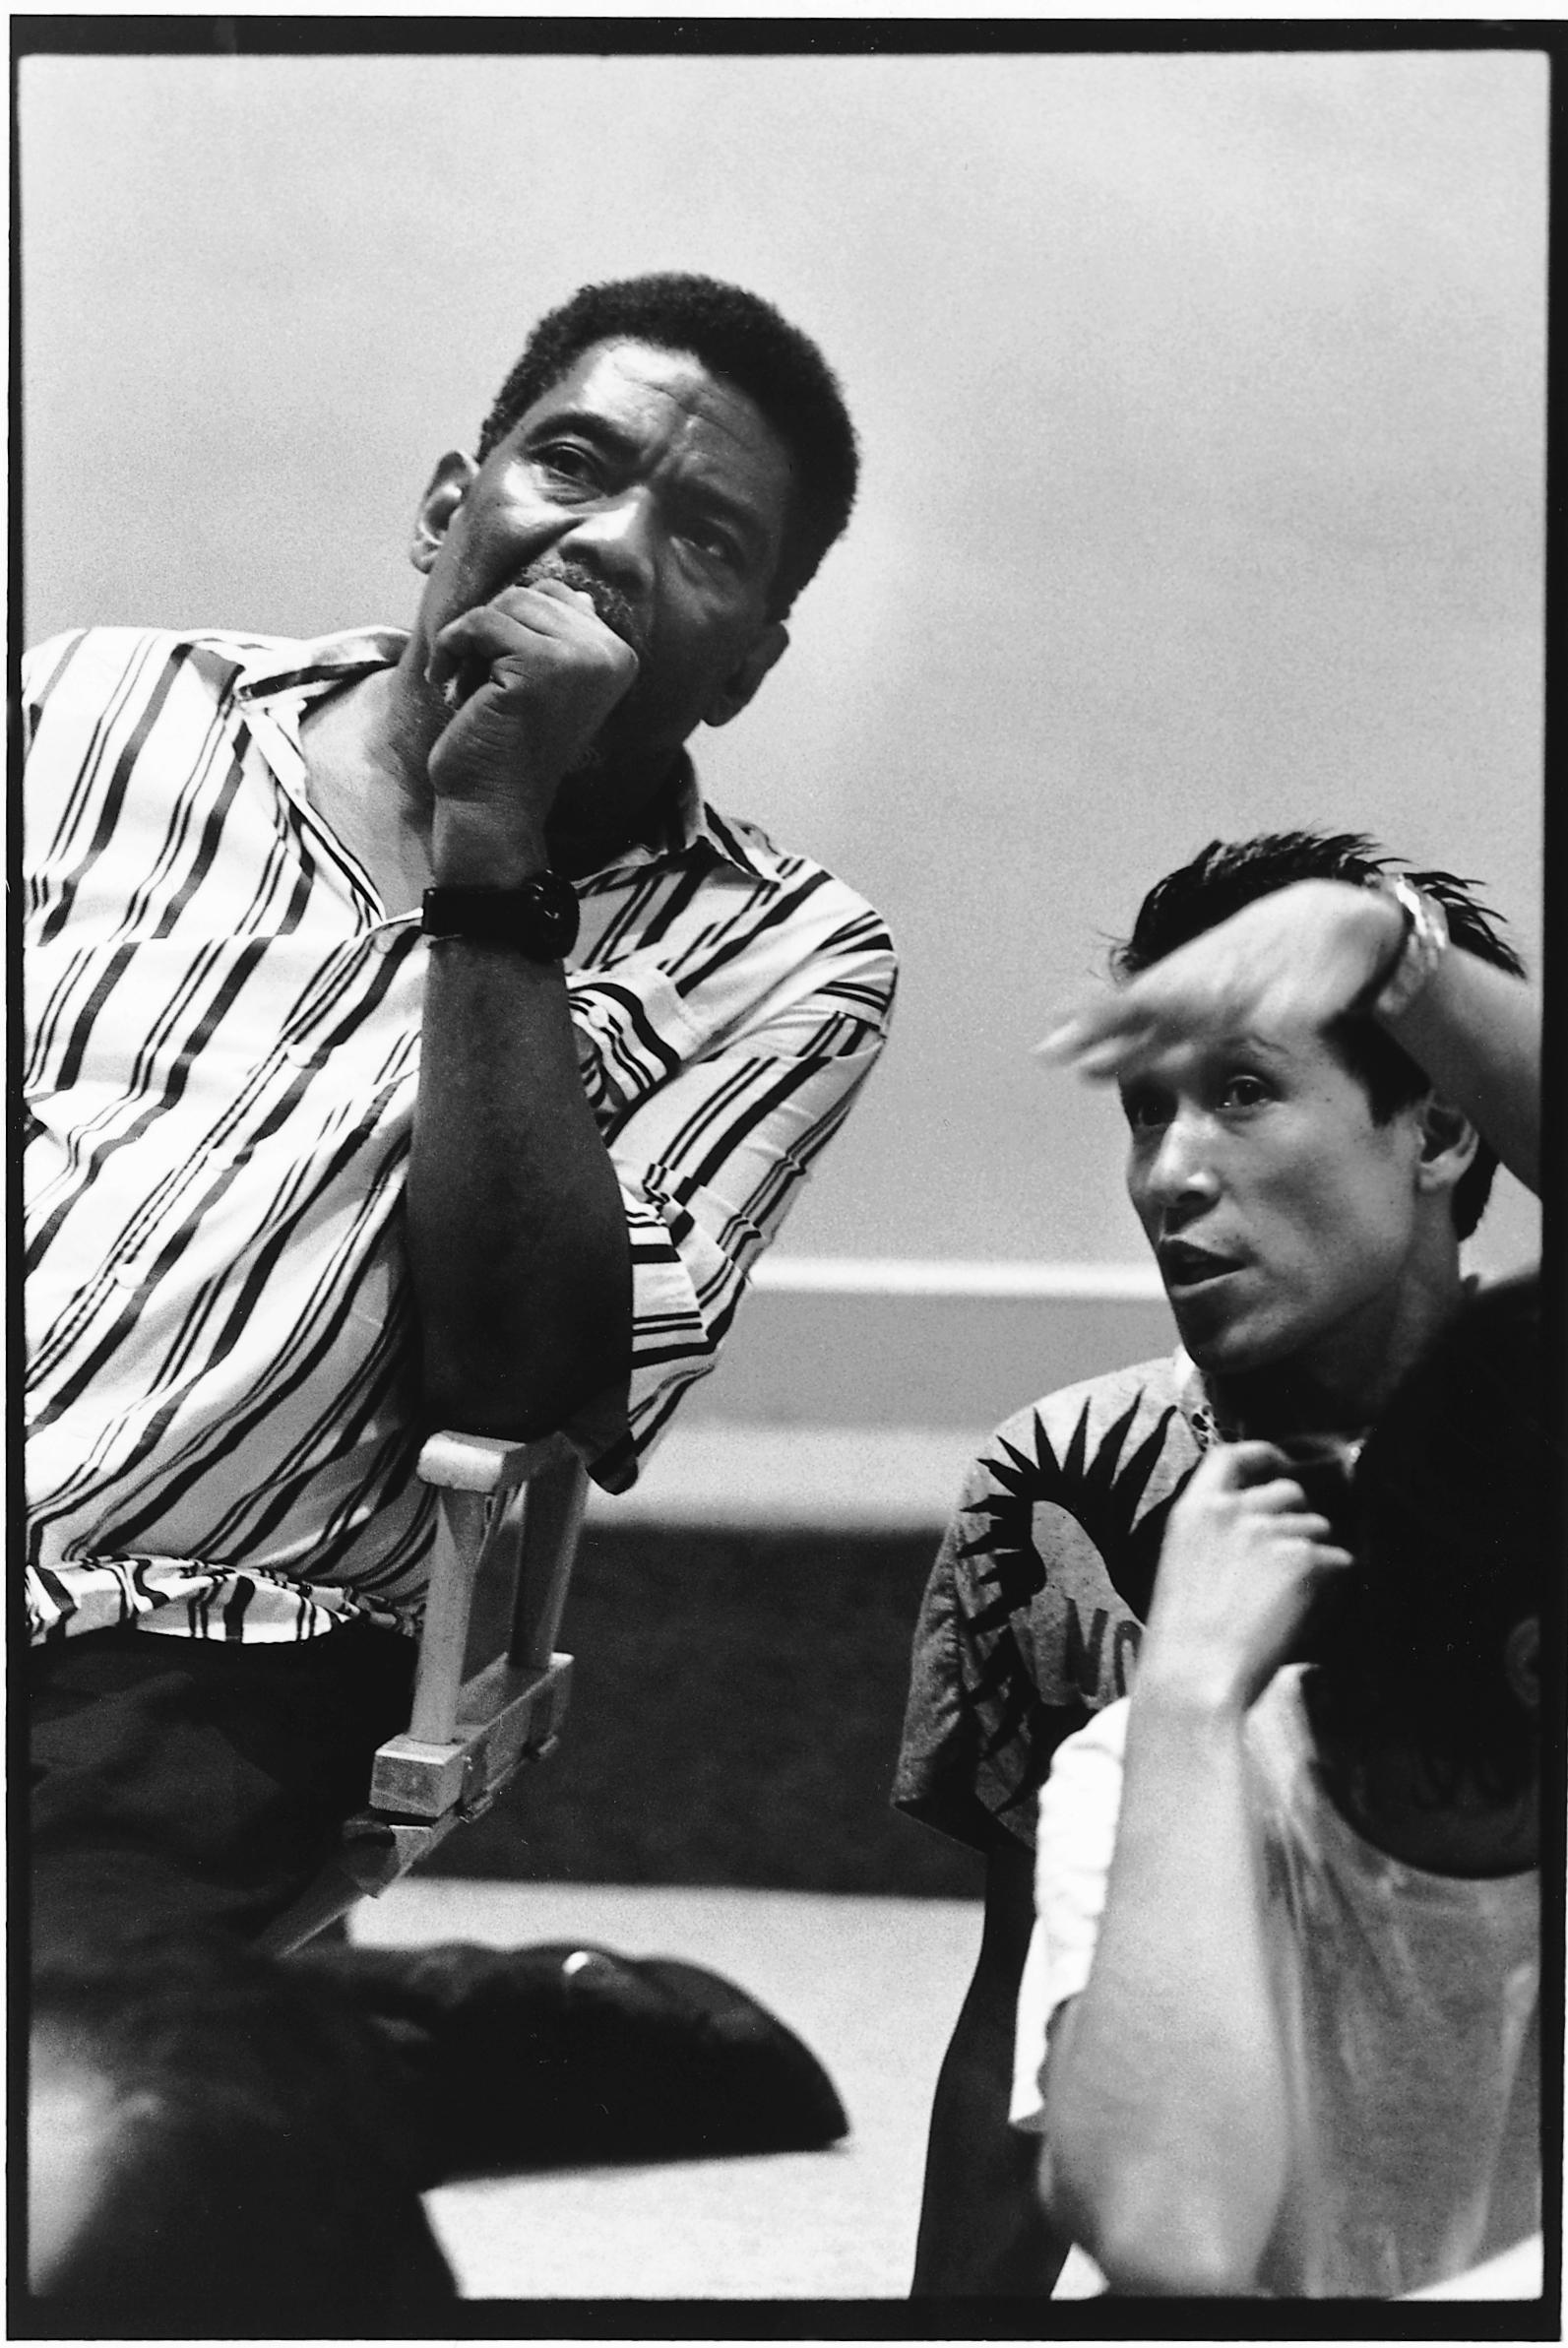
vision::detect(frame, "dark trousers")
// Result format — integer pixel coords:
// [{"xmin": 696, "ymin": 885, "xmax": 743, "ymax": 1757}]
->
[
  {"xmin": 28, "ymin": 1623, "xmax": 846, "ymax": 2189},
  {"xmin": 30, "ymin": 1621, "xmax": 419, "ymax": 1953}
]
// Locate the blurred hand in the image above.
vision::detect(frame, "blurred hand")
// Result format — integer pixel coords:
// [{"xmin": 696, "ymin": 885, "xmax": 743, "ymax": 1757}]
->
[
  {"xmin": 1140, "ymin": 1442, "xmax": 1353, "ymax": 1715},
  {"xmin": 1035, "ymin": 880, "xmax": 1403, "ymax": 1087},
  {"xmin": 425, "ymin": 579, "xmax": 640, "ymax": 870}
]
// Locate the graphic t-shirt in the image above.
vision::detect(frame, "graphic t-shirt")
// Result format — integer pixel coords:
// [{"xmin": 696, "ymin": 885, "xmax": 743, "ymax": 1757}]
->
[{"xmin": 894, "ymin": 1354, "xmax": 1210, "ymax": 1851}]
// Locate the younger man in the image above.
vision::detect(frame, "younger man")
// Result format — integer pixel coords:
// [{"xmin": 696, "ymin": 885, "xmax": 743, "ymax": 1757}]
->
[{"xmin": 895, "ymin": 830, "xmax": 1536, "ymax": 2293}]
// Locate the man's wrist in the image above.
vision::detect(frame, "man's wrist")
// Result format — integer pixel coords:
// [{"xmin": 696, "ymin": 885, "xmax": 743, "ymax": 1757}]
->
[
  {"xmin": 430, "ymin": 804, "xmax": 551, "ymax": 888},
  {"xmin": 1129, "ymin": 1652, "xmax": 1256, "ymax": 1734},
  {"xmin": 1349, "ymin": 876, "xmax": 1450, "ymax": 1023},
  {"xmin": 422, "ymin": 876, "xmax": 580, "ymax": 961}
]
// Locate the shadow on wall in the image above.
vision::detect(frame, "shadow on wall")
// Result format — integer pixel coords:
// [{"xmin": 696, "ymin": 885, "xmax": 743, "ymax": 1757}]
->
[{"xmin": 424, "ymin": 1521, "xmax": 982, "ymax": 1901}]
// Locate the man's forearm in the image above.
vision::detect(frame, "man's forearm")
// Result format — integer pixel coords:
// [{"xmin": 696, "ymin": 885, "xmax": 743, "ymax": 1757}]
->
[
  {"xmin": 912, "ymin": 1839, "xmax": 1071, "ymax": 2297},
  {"xmin": 1378, "ymin": 950, "xmax": 1540, "ymax": 1196},
  {"xmin": 408, "ymin": 939, "xmax": 631, "ymax": 1436},
  {"xmin": 1041, "ymin": 1685, "xmax": 1288, "ymax": 2296}
]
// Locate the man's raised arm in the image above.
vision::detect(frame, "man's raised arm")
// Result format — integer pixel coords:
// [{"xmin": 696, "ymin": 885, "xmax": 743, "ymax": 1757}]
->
[
  {"xmin": 1040, "ymin": 874, "xmax": 1540, "ymax": 1196},
  {"xmin": 407, "ymin": 582, "xmax": 639, "ymax": 1437}
]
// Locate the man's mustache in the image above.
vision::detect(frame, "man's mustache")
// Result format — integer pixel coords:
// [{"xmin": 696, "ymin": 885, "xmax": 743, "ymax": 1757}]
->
[{"xmin": 522, "ymin": 558, "xmax": 648, "ymax": 666}]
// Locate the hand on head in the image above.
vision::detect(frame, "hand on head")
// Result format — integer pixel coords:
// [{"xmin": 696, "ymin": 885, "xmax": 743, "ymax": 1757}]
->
[{"xmin": 1036, "ymin": 880, "xmax": 1401, "ymax": 1087}]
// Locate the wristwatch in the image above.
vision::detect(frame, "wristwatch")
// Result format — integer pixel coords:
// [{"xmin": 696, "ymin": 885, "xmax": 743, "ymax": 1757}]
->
[
  {"xmin": 420, "ymin": 876, "xmax": 580, "ymax": 962},
  {"xmin": 1352, "ymin": 874, "xmax": 1450, "ymax": 1021}
]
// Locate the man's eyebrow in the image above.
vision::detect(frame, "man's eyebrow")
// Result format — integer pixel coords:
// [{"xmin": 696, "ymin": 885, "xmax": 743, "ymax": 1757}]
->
[
  {"xmin": 522, "ymin": 406, "xmax": 641, "ymax": 459},
  {"xmin": 523, "ymin": 405, "xmax": 782, "ymax": 550},
  {"xmin": 1218, "ymin": 1029, "xmax": 1291, "ymax": 1062}
]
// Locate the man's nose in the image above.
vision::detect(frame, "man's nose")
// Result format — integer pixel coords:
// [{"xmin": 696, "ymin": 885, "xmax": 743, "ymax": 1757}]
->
[
  {"xmin": 1143, "ymin": 1112, "xmax": 1222, "ymax": 1218},
  {"xmin": 554, "ymin": 488, "xmax": 658, "ymax": 596}
]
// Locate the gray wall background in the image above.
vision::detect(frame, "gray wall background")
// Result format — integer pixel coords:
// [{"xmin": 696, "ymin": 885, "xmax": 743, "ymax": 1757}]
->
[{"xmin": 20, "ymin": 47, "xmax": 1546, "ymax": 1283}]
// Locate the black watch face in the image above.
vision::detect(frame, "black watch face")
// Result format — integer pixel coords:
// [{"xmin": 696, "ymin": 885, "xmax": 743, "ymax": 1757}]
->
[
  {"xmin": 526, "ymin": 874, "xmax": 579, "ymax": 955},
  {"xmin": 422, "ymin": 879, "xmax": 580, "ymax": 958}
]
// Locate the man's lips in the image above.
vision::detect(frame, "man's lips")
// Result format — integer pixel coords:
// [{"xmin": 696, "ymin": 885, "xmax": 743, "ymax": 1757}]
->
[{"xmin": 1158, "ymin": 1243, "xmax": 1245, "ymax": 1293}]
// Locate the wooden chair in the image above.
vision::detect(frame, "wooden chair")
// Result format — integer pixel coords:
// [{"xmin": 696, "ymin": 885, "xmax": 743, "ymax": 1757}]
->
[{"xmin": 259, "ymin": 1431, "xmax": 589, "ymax": 1957}]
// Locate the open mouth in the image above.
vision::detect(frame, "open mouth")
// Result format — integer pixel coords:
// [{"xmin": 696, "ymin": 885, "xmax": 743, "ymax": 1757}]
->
[{"xmin": 1159, "ymin": 1245, "xmax": 1243, "ymax": 1294}]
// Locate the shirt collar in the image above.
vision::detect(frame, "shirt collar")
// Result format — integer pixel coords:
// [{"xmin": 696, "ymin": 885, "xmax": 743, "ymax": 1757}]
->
[
  {"xmin": 1172, "ymin": 1347, "xmax": 1234, "ymax": 1451},
  {"xmin": 235, "ymin": 626, "xmax": 766, "ymax": 883},
  {"xmin": 634, "ymin": 759, "xmax": 767, "ymax": 882},
  {"xmin": 235, "ymin": 627, "xmax": 409, "ymax": 707}
]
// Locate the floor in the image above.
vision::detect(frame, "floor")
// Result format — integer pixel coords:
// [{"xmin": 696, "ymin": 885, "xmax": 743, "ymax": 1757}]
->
[
  {"xmin": 352, "ymin": 1880, "xmax": 1542, "ymax": 2311},
  {"xmin": 351, "ymin": 1877, "xmax": 981, "ymax": 2302}
]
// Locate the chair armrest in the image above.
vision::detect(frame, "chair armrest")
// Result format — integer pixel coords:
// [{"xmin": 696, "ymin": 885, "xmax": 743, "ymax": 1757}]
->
[
  {"xmin": 258, "ymin": 1435, "xmax": 588, "ymax": 1953},
  {"xmin": 405, "ymin": 1430, "xmax": 570, "ymax": 1745},
  {"xmin": 414, "ymin": 1429, "xmax": 560, "ymax": 1495}
]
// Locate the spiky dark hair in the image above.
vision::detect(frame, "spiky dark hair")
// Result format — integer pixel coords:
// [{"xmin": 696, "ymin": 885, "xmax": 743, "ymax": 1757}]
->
[
  {"xmin": 475, "ymin": 272, "xmax": 857, "ymax": 615},
  {"xmin": 1115, "ymin": 830, "xmax": 1526, "ymax": 1240}
]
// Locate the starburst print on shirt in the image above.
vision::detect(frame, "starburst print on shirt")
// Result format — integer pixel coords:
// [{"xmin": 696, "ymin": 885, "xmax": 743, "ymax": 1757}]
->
[{"xmin": 957, "ymin": 1389, "xmax": 1199, "ymax": 1820}]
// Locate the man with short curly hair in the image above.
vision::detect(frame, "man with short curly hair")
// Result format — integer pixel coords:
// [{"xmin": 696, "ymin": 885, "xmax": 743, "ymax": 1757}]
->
[
  {"xmin": 895, "ymin": 828, "xmax": 1538, "ymax": 2296},
  {"xmin": 26, "ymin": 273, "xmax": 888, "ymax": 2173}
]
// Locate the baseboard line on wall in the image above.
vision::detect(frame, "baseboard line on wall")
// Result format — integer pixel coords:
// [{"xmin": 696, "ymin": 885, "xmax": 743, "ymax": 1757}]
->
[{"xmin": 588, "ymin": 1422, "xmax": 984, "ymax": 1532}]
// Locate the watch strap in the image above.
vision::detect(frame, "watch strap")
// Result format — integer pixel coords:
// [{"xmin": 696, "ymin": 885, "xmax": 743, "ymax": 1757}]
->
[{"xmin": 421, "ymin": 876, "xmax": 580, "ymax": 962}]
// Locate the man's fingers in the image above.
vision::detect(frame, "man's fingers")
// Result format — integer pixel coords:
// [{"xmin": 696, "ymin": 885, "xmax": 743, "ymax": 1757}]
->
[
  {"xmin": 1209, "ymin": 1440, "xmax": 1294, "ymax": 1486},
  {"xmin": 1035, "ymin": 1001, "xmax": 1211, "ymax": 1090},
  {"xmin": 426, "ymin": 588, "xmax": 638, "ymax": 697},
  {"xmin": 1034, "ymin": 992, "xmax": 1137, "ymax": 1063}
]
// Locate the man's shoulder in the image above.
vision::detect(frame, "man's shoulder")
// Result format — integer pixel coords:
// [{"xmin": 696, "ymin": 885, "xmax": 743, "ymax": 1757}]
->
[
  {"xmin": 23, "ymin": 625, "xmax": 311, "ymax": 708},
  {"xmin": 684, "ymin": 802, "xmax": 898, "ymax": 1026},
  {"xmin": 981, "ymin": 1353, "xmax": 1192, "ymax": 1473},
  {"xmin": 25, "ymin": 624, "xmax": 397, "ymax": 694},
  {"xmin": 944, "ymin": 1354, "xmax": 1198, "ymax": 1627},
  {"xmin": 701, "ymin": 803, "xmax": 892, "ymax": 936}
]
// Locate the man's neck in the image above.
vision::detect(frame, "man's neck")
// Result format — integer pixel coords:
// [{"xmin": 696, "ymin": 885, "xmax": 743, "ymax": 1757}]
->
[
  {"xmin": 1208, "ymin": 1265, "xmax": 1468, "ymax": 1441},
  {"xmin": 545, "ymin": 755, "xmax": 685, "ymax": 880},
  {"xmin": 300, "ymin": 666, "xmax": 437, "ymax": 916}
]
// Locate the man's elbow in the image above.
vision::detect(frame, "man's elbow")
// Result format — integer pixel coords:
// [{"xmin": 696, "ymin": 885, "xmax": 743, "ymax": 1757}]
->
[
  {"xmin": 1041, "ymin": 2138, "xmax": 1264, "ymax": 2299},
  {"xmin": 420, "ymin": 1287, "xmax": 628, "ymax": 1439}
]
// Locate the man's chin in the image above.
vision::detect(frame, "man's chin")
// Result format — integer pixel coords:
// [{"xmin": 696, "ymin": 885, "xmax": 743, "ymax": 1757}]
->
[{"xmin": 1169, "ymin": 1296, "xmax": 1272, "ymax": 1377}]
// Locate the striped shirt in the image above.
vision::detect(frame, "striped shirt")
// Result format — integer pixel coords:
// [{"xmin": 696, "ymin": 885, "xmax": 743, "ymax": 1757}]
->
[{"xmin": 25, "ymin": 626, "xmax": 897, "ymax": 1644}]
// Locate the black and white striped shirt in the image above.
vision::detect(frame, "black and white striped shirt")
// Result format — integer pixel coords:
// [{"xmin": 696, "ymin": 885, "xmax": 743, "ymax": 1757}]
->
[{"xmin": 25, "ymin": 627, "xmax": 897, "ymax": 1643}]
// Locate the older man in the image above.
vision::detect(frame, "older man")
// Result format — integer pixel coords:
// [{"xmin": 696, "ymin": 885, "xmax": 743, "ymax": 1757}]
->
[
  {"xmin": 28, "ymin": 273, "xmax": 894, "ymax": 1965},
  {"xmin": 895, "ymin": 828, "xmax": 1537, "ymax": 2295}
]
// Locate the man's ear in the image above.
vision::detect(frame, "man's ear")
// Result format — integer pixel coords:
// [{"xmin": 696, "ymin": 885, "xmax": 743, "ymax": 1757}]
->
[
  {"xmin": 409, "ymin": 452, "xmax": 478, "ymax": 575},
  {"xmin": 1503, "ymin": 1617, "xmax": 1539, "ymax": 1715},
  {"xmin": 702, "ymin": 622, "xmax": 789, "ymax": 730},
  {"xmin": 1412, "ymin": 1093, "xmax": 1479, "ymax": 1199}
]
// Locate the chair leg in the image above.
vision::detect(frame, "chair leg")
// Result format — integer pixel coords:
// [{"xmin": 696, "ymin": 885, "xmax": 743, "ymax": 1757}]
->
[{"xmin": 255, "ymin": 1860, "xmax": 374, "ymax": 1958}]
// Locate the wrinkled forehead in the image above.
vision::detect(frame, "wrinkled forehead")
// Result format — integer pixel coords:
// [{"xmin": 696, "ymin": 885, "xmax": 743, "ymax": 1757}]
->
[{"xmin": 525, "ymin": 338, "xmax": 794, "ymax": 479}]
